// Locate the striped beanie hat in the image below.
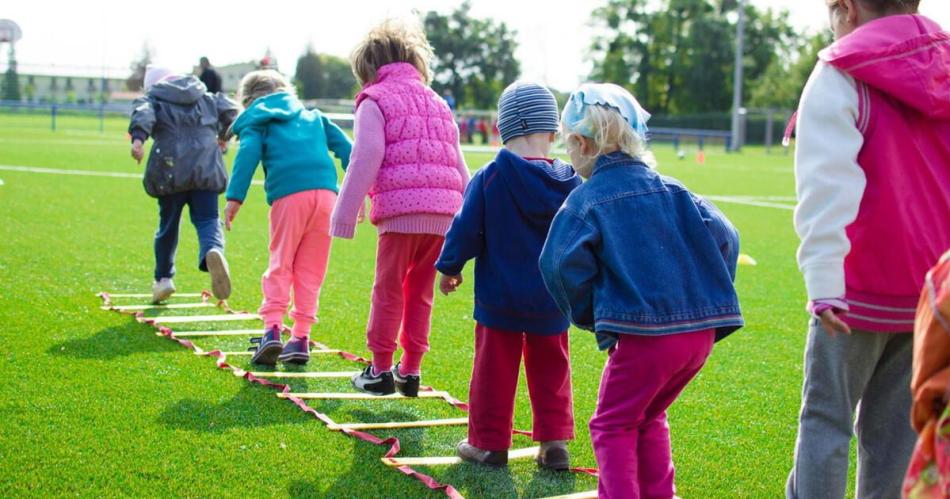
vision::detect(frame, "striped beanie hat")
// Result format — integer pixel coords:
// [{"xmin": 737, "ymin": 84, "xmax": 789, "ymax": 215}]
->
[{"xmin": 497, "ymin": 81, "xmax": 560, "ymax": 144}]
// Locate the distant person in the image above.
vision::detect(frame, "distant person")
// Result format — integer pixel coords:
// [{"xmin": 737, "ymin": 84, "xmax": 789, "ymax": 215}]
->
[
  {"xmin": 128, "ymin": 65, "xmax": 238, "ymax": 304},
  {"xmin": 331, "ymin": 19, "xmax": 469, "ymax": 397},
  {"xmin": 198, "ymin": 57, "xmax": 222, "ymax": 94},
  {"xmin": 539, "ymin": 83, "xmax": 742, "ymax": 498},
  {"xmin": 442, "ymin": 89, "xmax": 456, "ymax": 111},
  {"xmin": 437, "ymin": 82, "xmax": 581, "ymax": 470},
  {"xmin": 785, "ymin": 1, "xmax": 950, "ymax": 498},
  {"xmin": 224, "ymin": 70, "xmax": 352, "ymax": 366}
]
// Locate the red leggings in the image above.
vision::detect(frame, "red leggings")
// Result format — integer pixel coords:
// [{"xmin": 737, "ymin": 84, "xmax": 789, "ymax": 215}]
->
[{"xmin": 467, "ymin": 324, "xmax": 575, "ymax": 451}]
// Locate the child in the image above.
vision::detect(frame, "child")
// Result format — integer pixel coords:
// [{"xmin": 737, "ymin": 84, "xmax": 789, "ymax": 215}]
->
[
  {"xmin": 331, "ymin": 19, "xmax": 470, "ymax": 396},
  {"xmin": 786, "ymin": 2, "xmax": 950, "ymax": 498},
  {"xmin": 129, "ymin": 65, "xmax": 238, "ymax": 304},
  {"xmin": 436, "ymin": 82, "xmax": 581, "ymax": 470},
  {"xmin": 539, "ymin": 83, "xmax": 743, "ymax": 498},
  {"xmin": 903, "ymin": 250, "xmax": 950, "ymax": 498},
  {"xmin": 223, "ymin": 70, "xmax": 352, "ymax": 366}
]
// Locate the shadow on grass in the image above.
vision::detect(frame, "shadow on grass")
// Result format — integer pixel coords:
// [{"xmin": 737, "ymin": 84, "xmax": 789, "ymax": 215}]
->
[
  {"xmin": 48, "ymin": 323, "xmax": 178, "ymax": 360},
  {"xmin": 158, "ymin": 385, "xmax": 308, "ymax": 433}
]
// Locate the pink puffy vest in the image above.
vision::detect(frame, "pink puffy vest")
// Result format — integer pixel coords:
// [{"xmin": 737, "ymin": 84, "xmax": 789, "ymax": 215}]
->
[
  {"xmin": 355, "ymin": 62, "xmax": 464, "ymax": 224},
  {"xmin": 823, "ymin": 15, "xmax": 950, "ymax": 332}
]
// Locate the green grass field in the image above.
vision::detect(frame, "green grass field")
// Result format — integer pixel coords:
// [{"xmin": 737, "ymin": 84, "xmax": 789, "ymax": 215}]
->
[{"xmin": 0, "ymin": 112, "xmax": 819, "ymax": 498}]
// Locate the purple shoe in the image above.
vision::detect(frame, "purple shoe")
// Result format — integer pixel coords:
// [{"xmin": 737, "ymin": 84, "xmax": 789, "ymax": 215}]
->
[
  {"xmin": 249, "ymin": 326, "xmax": 282, "ymax": 366},
  {"xmin": 279, "ymin": 337, "xmax": 310, "ymax": 365}
]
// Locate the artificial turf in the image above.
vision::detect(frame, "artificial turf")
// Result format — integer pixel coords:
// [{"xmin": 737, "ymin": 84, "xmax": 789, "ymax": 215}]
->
[{"xmin": 0, "ymin": 112, "xmax": 831, "ymax": 497}]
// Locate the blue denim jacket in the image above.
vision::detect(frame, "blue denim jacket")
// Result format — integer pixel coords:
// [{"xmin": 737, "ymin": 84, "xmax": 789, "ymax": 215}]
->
[{"xmin": 539, "ymin": 152, "xmax": 743, "ymax": 350}]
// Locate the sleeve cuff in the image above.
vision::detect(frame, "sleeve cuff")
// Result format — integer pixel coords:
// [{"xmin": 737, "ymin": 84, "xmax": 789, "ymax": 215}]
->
[
  {"xmin": 130, "ymin": 130, "xmax": 147, "ymax": 143},
  {"xmin": 331, "ymin": 221, "xmax": 356, "ymax": 239},
  {"xmin": 807, "ymin": 298, "xmax": 849, "ymax": 316},
  {"xmin": 802, "ymin": 262, "xmax": 846, "ymax": 302}
]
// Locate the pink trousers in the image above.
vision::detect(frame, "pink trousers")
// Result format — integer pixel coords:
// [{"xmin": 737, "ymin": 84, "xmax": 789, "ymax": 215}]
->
[
  {"xmin": 590, "ymin": 330, "xmax": 715, "ymax": 499},
  {"xmin": 467, "ymin": 324, "xmax": 575, "ymax": 451},
  {"xmin": 258, "ymin": 190, "xmax": 336, "ymax": 339},
  {"xmin": 366, "ymin": 233, "xmax": 444, "ymax": 374}
]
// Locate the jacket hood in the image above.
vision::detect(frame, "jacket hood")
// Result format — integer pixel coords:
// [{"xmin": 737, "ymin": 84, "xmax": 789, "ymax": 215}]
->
[
  {"xmin": 494, "ymin": 148, "xmax": 579, "ymax": 224},
  {"xmin": 148, "ymin": 75, "xmax": 207, "ymax": 105},
  {"xmin": 820, "ymin": 15, "xmax": 950, "ymax": 118},
  {"xmin": 232, "ymin": 92, "xmax": 305, "ymax": 136}
]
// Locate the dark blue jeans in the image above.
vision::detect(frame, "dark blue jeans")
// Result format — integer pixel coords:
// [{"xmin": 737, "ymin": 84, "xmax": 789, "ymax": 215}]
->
[{"xmin": 154, "ymin": 190, "xmax": 224, "ymax": 281}]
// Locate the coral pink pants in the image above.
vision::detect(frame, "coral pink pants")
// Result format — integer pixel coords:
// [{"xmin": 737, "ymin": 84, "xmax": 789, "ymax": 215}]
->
[
  {"xmin": 366, "ymin": 233, "xmax": 444, "ymax": 374},
  {"xmin": 468, "ymin": 324, "xmax": 575, "ymax": 451},
  {"xmin": 590, "ymin": 329, "xmax": 715, "ymax": 499},
  {"xmin": 258, "ymin": 190, "xmax": 336, "ymax": 339}
]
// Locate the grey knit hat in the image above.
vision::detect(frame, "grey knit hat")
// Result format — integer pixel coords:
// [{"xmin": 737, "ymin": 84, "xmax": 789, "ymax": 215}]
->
[{"xmin": 496, "ymin": 81, "xmax": 560, "ymax": 144}]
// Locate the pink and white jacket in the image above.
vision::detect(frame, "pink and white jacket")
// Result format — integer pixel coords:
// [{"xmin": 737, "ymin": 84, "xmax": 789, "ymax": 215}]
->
[
  {"xmin": 794, "ymin": 15, "xmax": 950, "ymax": 332},
  {"xmin": 331, "ymin": 63, "xmax": 468, "ymax": 238}
]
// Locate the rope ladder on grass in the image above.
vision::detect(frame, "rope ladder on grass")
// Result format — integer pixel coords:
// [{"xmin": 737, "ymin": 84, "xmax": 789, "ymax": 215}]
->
[{"xmin": 97, "ymin": 290, "xmax": 597, "ymax": 499}]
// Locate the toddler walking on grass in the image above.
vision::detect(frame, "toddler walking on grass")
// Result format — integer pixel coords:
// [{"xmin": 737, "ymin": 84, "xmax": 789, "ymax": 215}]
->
[
  {"xmin": 331, "ymin": 19, "xmax": 469, "ymax": 396},
  {"xmin": 129, "ymin": 65, "xmax": 238, "ymax": 304},
  {"xmin": 224, "ymin": 70, "xmax": 352, "ymax": 366},
  {"xmin": 540, "ymin": 83, "xmax": 743, "ymax": 498},
  {"xmin": 436, "ymin": 82, "xmax": 581, "ymax": 470}
]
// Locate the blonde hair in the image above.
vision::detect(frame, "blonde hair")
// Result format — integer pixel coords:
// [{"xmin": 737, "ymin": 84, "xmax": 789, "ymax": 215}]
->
[
  {"xmin": 350, "ymin": 18, "xmax": 434, "ymax": 86},
  {"xmin": 237, "ymin": 70, "xmax": 294, "ymax": 108},
  {"xmin": 563, "ymin": 105, "xmax": 656, "ymax": 168}
]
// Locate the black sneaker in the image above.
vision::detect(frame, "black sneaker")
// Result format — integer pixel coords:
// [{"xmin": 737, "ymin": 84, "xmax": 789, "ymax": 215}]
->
[
  {"xmin": 391, "ymin": 363, "xmax": 420, "ymax": 397},
  {"xmin": 249, "ymin": 327, "xmax": 282, "ymax": 366},
  {"xmin": 278, "ymin": 337, "xmax": 310, "ymax": 365},
  {"xmin": 351, "ymin": 365, "xmax": 395, "ymax": 395}
]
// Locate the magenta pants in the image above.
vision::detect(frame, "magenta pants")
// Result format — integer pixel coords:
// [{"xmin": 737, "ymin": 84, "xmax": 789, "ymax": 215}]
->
[
  {"xmin": 366, "ymin": 232, "xmax": 444, "ymax": 373},
  {"xmin": 258, "ymin": 190, "xmax": 336, "ymax": 339},
  {"xmin": 590, "ymin": 329, "xmax": 715, "ymax": 499},
  {"xmin": 467, "ymin": 324, "xmax": 575, "ymax": 451}
]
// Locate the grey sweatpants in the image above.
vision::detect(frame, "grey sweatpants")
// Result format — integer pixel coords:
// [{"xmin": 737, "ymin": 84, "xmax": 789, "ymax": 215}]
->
[{"xmin": 786, "ymin": 320, "xmax": 915, "ymax": 499}]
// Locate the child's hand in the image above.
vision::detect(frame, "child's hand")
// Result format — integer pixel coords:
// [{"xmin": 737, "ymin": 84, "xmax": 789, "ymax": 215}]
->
[
  {"xmin": 439, "ymin": 273, "xmax": 463, "ymax": 295},
  {"xmin": 819, "ymin": 309, "xmax": 851, "ymax": 337},
  {"xmin": 357, "ymin": 200, "xmax": 367, "ymax": 224},
  {"xmin": 224, "ymin": 200, "xmax": 241, "ymax": 231},
  {"xmin": 131, "ymin": 140, "xmax": 144, "ymax": 164}
]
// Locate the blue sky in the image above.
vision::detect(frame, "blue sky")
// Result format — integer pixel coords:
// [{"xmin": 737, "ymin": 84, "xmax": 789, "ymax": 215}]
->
[{"xmin": 3, "ymin": 1, "xmax": 949, "ymax": 90}]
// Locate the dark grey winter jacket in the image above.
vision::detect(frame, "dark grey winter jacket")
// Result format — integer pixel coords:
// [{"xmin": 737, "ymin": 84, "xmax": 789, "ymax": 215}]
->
[{"xmin": 128, "ymin": 76, "xmax": 239, "ymax": 198}]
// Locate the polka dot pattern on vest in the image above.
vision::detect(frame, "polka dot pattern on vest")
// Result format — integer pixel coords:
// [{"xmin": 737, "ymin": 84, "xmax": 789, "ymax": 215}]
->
[{"xmin": 357, "ymin": 62, "xmax": 464, "ymax": 224}]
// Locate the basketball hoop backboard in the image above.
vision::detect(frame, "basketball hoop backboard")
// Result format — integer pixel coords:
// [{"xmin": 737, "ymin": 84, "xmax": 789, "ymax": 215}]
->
[{"xmin": 0, "ymin": 20, "xmax": 23, "ymax": 44}]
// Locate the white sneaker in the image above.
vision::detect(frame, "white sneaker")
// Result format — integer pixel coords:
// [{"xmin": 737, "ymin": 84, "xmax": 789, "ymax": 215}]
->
[
  {"xmin": 152, "ymin": 278, "xmax": 176, "ymax": 304},
  {"xmin": 204, "ymin": 248, "xmax": 231, "ymax": 300}
]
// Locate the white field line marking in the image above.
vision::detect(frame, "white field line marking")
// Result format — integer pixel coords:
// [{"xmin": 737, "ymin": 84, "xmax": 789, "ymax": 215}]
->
[
  {"xmin": 0, "ymin": 178, "xmax": 4, "ymax": 185},
  {"xmin": 706, "ymin": 195, "xmax": 795, "ymax": 211},
  {"xmin": 0, "ymin": 165, "xmax": 263, "ymax": 185}
]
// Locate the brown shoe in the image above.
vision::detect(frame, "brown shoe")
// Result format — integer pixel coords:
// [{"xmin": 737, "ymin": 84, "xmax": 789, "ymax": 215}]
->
[
  {"xmin": 456, "ymin": 439, "xmax": 507, "ymax": 467},
  {"xmin": 537, "ymin": 440, "xmax": 570, "ymax": 471}
]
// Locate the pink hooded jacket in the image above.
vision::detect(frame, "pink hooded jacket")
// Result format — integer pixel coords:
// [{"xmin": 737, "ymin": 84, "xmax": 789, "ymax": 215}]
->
[{"xmin": 817, "ymin": 15, "xmax": 950, "ymax": 331}]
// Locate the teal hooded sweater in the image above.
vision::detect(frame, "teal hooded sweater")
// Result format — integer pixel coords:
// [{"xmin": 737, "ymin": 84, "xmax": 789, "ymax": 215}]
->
[{"xmin": 226, "ymin": 92, "xmax": 352, "ymax": 205}]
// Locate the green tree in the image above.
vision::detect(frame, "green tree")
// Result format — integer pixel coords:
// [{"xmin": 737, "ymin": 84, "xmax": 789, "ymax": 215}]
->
[
  {"xmin": 749, "ymin": 31, "xmax": 833, "ymax": 110},
  {"xmin": 320, "ymin": 54, "xmax": 357, "ymax": 99},
  {"xmin": 589, "ymin": 0, "xmax": 803, "ymax": 114},
  {"xmin": 423, "ymin": 1, "xmax": 521, "ymax": 109},
  {"xmin": 2, "ymin": 44, "xmax": 20, "ymax": 101},
  {"xmin": 126, "ymin": 43, "xmax": 153, "ymax": 91},
  {"xmin": 294, "ymin": 44, "xmax": 325, "ymax": 100}
]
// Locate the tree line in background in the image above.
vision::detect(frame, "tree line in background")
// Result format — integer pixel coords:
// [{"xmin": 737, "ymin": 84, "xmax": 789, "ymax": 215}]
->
[{"xmin": 2, "ymin": 0, "xmax": 827, "ymax": 116}]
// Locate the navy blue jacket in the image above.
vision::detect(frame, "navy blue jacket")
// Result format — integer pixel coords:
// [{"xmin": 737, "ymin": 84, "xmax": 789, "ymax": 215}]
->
[
  {"xmin": 436, "ymin": 148, "xmax": 582, "ymax": 335},
  {"xmin": 539, "ymin": 152, "xmax": 743, "ymax": 350}
]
